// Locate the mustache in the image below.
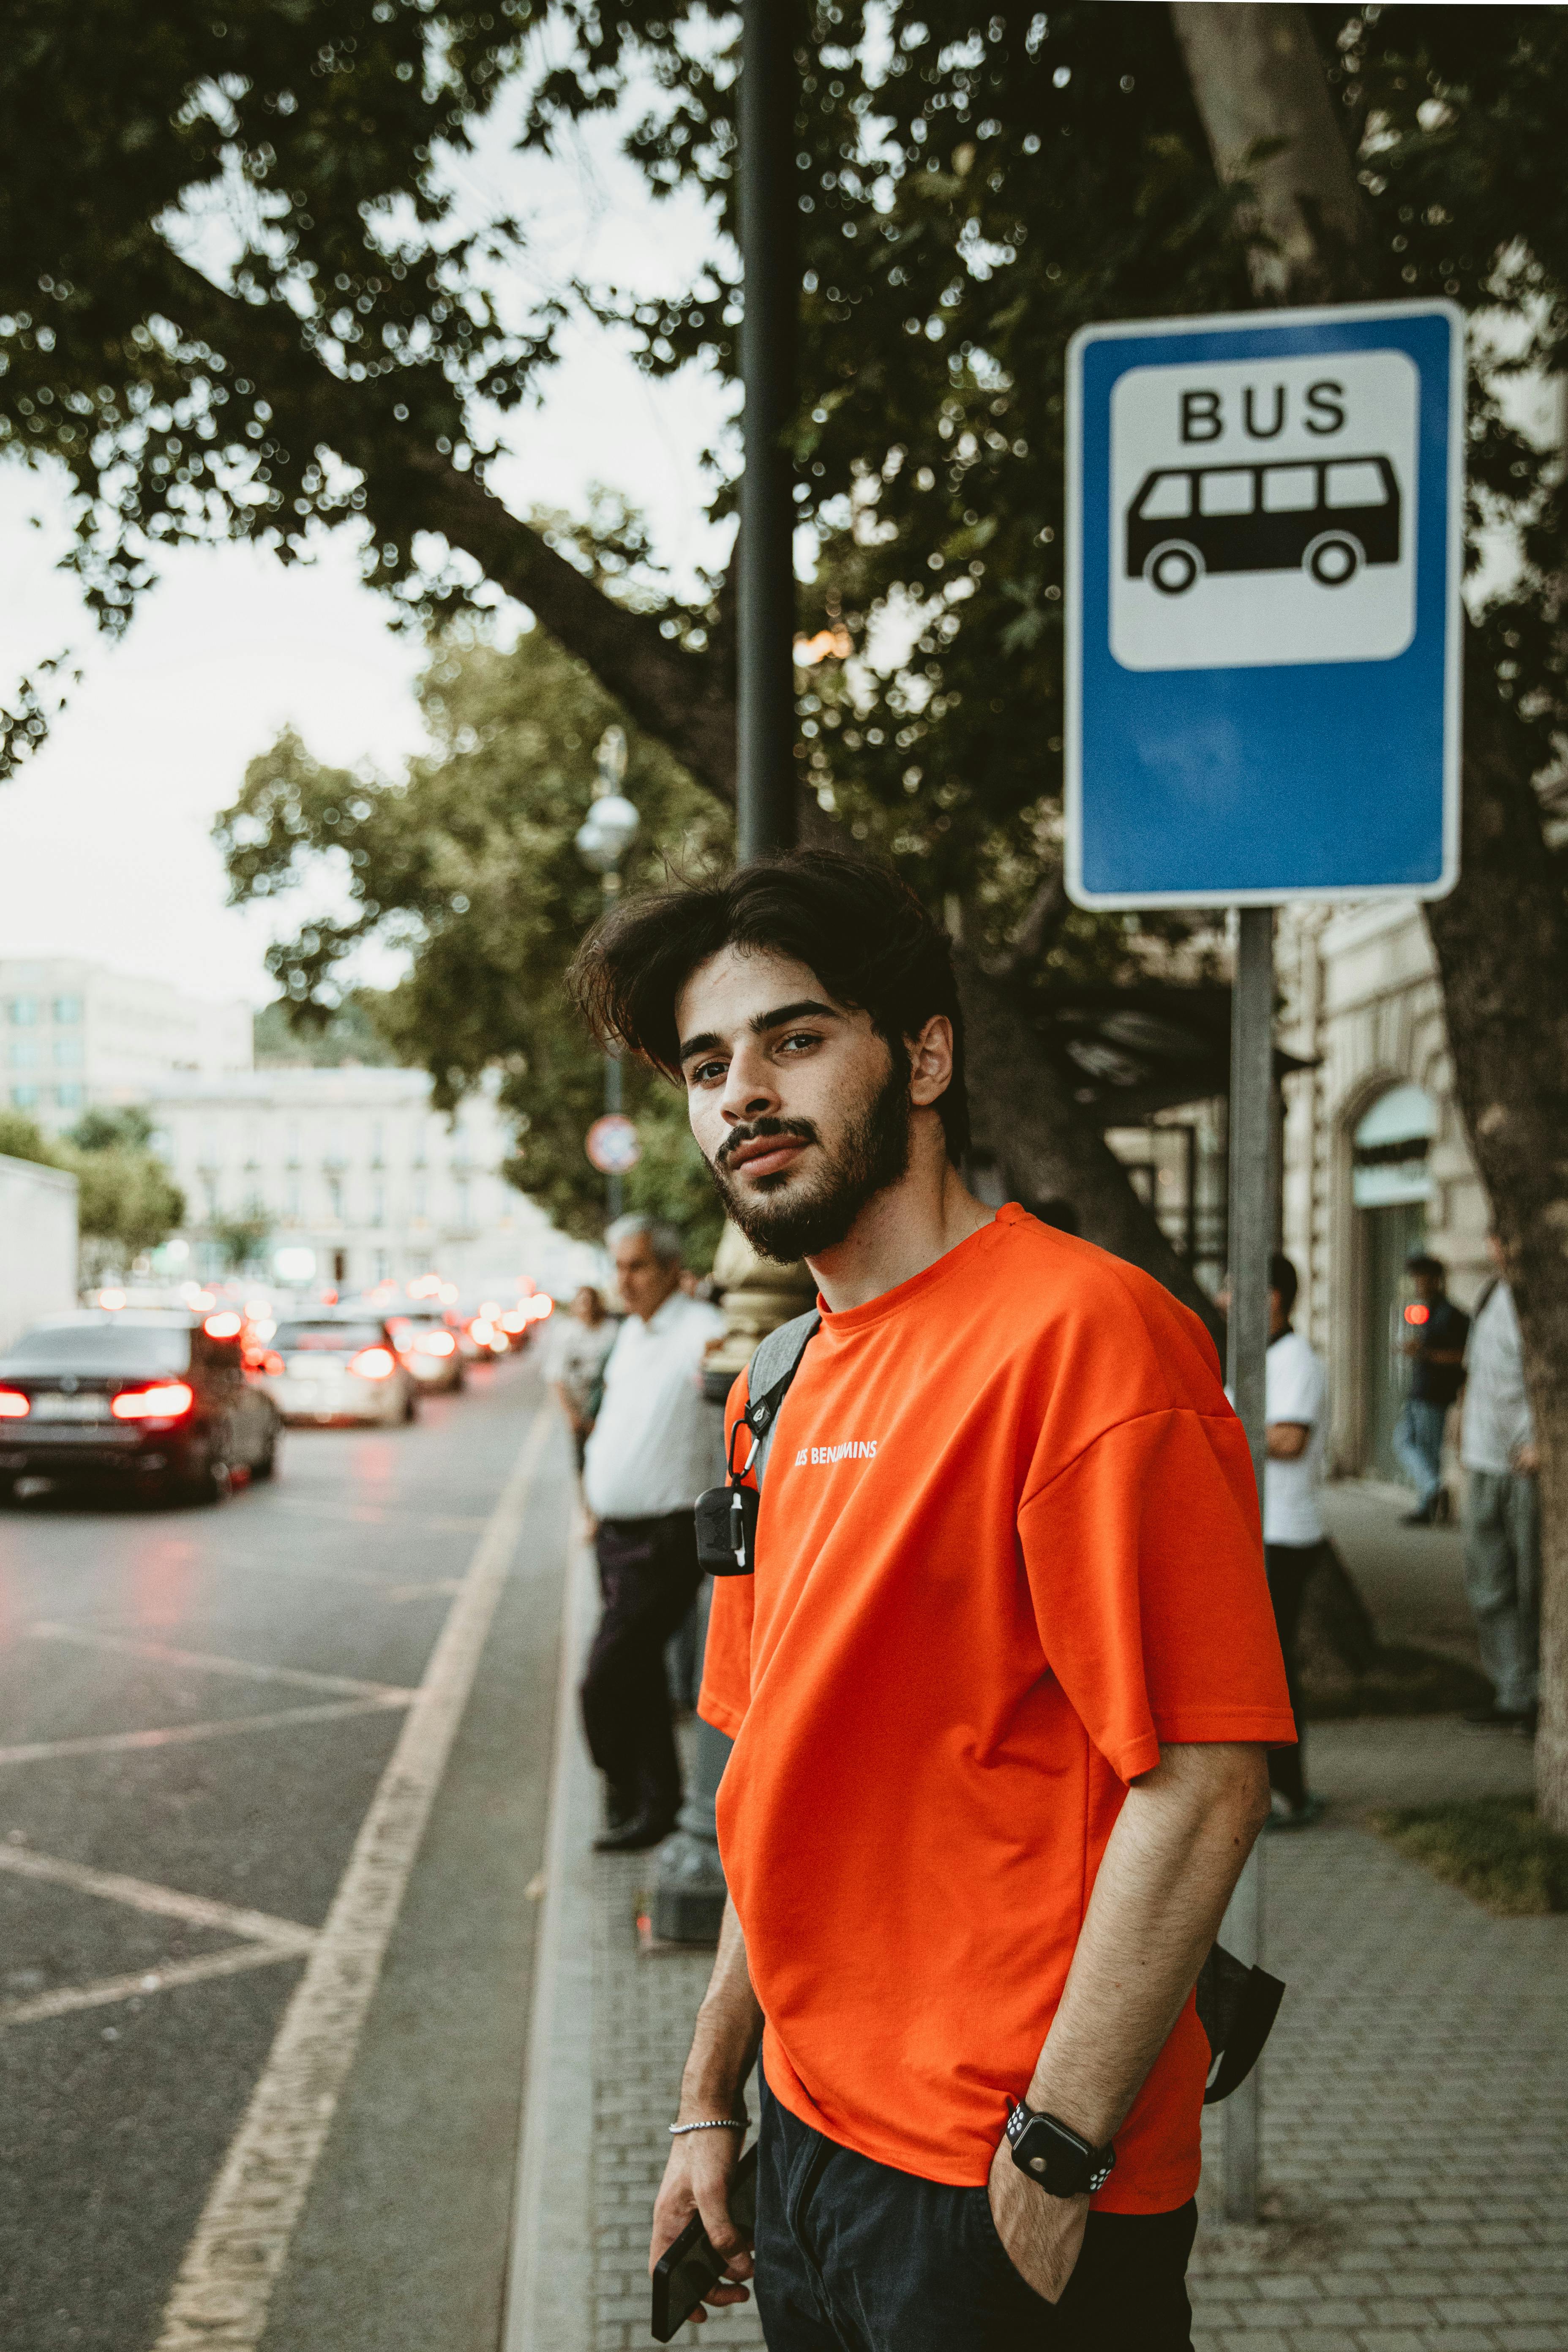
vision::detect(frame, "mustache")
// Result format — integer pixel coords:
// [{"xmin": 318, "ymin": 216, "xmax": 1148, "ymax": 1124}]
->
[{"xmin": 714, "ymin": 1116, "xmax": 819, "ymax": 1170}]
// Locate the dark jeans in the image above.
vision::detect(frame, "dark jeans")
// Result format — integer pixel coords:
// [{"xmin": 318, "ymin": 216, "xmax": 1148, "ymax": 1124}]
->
[
  {"xmin": 581, "ymin": 1512, "xmax": 701, "ymax": 1824},
  {"xmin": 754, "ymin": 2074, "xmax": 1197, "ymax": 2351},
  {"xmin": 1393, "ymin": 1397, "xmax": 1448, "ymax": 1514},
  {"xmin": 1265, "ymin": 1539, "xmax": 1322, "ymax": 1812}
]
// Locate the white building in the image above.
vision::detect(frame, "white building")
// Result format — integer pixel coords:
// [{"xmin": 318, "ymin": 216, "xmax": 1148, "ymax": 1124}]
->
[
  {"xmin": 0, "ymin": 959, "xmax": 252, "ymax": 1132},
  {"xmin": 143, "ymin": 1065, "xmax": 587, "ymax": 1298},
  {"xmin": 1276, "ymin": 900, "xmax": 1491, "ymax": 1482}
]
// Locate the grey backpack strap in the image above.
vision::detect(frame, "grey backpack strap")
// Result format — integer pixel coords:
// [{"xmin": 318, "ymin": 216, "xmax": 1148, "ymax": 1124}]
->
[{"xmin": 742, "ymin": 1308, "xmax": 821, "ymax": 1485}]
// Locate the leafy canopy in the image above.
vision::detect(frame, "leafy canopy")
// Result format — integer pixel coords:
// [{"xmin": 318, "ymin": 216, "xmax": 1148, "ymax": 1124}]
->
[{"xmin": 10, "ymin": 3, "xmax": 1566, "ymax": 908}]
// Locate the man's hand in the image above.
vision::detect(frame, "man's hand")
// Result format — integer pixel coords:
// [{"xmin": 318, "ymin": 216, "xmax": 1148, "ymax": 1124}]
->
[
  {"xmin": 649, "ymin": 2129, "xmax": 754, "ymax": 2323},
  {"xmin": 1513, "ymin": 1441, "xmax": 1540, "ymax": 1474},
  {"xmin": 985, "ymin": 2133, "xmax": 1087, "ymax": 2303}
]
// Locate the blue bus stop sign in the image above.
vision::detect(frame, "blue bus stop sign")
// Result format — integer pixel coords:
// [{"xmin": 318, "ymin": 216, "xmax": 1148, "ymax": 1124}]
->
[{"xmin": 1065, "ymin": 300, "xmax": 1463, "ymax": 908}]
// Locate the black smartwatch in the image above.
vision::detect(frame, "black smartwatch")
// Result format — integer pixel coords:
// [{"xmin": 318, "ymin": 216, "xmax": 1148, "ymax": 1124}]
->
[{"xmin": 1005, "ymin": 2101, "xmax": 1116, "ymax": 2197}]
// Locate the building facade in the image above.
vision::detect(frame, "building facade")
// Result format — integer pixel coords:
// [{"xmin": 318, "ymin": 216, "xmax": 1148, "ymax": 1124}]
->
[
  {"xmin": 0, "ymin": 959, "xmax": 252, "ymax": 1131},
  {"xmin": 143, "ymin": 1067, "xmax": 581, "ymax": 1298},
  {"xmin": 1276, "ymin": 900, "xmax": 1490, "ymax": 1481}
]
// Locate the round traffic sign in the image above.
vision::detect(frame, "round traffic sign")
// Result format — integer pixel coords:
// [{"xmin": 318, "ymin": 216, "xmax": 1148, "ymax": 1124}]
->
[{"xmin": 586, "ymin": 1114, "xmax": 642, "ymax": 1174}]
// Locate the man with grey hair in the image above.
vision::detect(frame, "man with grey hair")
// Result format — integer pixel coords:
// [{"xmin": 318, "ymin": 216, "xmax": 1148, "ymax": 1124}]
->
[{"xmin": 581, "ymin": 1213, "xmax": 724, "ymax": 1851}]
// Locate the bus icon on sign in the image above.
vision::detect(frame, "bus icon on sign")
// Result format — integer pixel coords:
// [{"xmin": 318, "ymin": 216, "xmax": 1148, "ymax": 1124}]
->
[{"xmin": 1126, "ymin": 456, "xmax": 1402, "ymax": 596}]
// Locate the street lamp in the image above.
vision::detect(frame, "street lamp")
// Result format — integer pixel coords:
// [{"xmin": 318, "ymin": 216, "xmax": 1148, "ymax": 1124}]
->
[{"xmin": 577, "ymin": 726, "xmax": 640, "ymax": 1217}]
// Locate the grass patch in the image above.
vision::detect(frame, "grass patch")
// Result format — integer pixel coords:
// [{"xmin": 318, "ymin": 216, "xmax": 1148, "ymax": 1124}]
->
[
  {"xmin": 1302, "ymin": 1642, "xmax": 1493, "ymax": 1722},
  {"xmin": 1371, "ymin": 1795, "xmax": 1568, "ymax": 1916}
]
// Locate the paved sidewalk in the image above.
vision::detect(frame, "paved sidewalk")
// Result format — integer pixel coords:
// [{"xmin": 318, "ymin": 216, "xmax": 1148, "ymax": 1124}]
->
[{"xmin": 509, "ymin": 1534, "xmax": 1566, "ymax": 2352}]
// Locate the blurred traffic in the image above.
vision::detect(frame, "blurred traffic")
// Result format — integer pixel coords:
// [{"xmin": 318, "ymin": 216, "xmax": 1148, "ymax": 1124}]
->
[{"xmin": 0, "ymin": 1267, "xmax": 561, "ymax": 1511}]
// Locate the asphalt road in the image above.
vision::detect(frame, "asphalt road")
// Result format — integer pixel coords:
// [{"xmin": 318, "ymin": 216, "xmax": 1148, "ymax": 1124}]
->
[{"xmin": 0, "ymin": 1350, "xmax": 572, "ymax": 2352}]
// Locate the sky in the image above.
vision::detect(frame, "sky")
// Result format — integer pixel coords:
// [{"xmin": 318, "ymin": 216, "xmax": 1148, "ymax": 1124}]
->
[{"xmin": 0, "ymin": 97, "xmax": 732, "ymax": 1010}]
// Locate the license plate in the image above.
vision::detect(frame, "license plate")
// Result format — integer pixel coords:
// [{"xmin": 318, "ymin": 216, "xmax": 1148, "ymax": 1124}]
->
[
  {"xmin": 31, "ymin": 1394, "xmax": 108, "ymax": 1422},
  {"xmin": 287, "ymin": 1356, "xmax": 344, "ymax": 1379}
]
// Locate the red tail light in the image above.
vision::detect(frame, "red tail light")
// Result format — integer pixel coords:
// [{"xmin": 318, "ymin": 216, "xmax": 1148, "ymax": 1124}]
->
[
  {"xmin": 112, "ymin": 1381, "xmax": 195, "ymax": 1422},
  {"xmin": 0, "ymin": 1389, "xmax": 30, "ymax": 1419},
  {"xmin": 348, "ymin": 1346, "xmax": 396, "ymax": 1381}
]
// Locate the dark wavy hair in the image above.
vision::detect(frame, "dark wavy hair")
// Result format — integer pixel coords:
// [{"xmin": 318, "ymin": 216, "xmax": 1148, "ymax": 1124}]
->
[{"xmin": 566, "ymin": 850, "xmax": 970, "ymax": 1164}]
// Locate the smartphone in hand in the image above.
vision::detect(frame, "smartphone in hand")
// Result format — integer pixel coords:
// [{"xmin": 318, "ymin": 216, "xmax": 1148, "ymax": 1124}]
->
[{"xmin": 650, "ymin": 2143, "xmax": 759, "ymax": 2343}]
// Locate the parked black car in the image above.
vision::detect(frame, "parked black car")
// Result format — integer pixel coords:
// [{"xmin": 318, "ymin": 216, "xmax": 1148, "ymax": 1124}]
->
[{"xmin": 0, "ymin": 1310, "xmax": 281, "ymax": 1505}]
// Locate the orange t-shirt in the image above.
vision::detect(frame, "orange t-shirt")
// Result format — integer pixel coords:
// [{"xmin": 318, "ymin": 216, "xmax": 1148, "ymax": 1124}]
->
[{"xmin": 699, "ymin": 1204, "xmax": 1294, "ymax": 2214}]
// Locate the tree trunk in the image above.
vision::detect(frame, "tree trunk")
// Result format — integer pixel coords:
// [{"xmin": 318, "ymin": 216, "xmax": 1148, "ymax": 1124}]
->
[
  {"xmin": 1423, "ymin": 671, "xmax": 1568, "ymax": 1824},
  {"xmin": 1168, "ymin": 4, "xmax": 1368, "ymax": 301},
  {"xmin": 1173, "ymin": 0, "xmax": 1568, "ymax": 1824},
  {"xmin": 956, "ymin": 954, "xmax": 1225, "ymax": 1344}
]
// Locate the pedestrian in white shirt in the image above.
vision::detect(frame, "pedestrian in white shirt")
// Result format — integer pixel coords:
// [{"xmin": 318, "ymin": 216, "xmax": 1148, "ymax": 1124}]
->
[
  {"xmin": 1261, "ymin": 1252, "xmax": 1328, "ymax": 1829},
  {"xmin": 581, "ymin": 1214, "xmax": 724, "ymax": 1851},
  {"xmin": 1460, "ymin": 1235, "xmax": 1539, "ymax": 1734}
]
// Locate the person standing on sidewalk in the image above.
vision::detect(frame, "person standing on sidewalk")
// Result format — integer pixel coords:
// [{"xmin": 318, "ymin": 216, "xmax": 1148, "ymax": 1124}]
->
[
  {"xmin": 570, "ymin": 851, "xmax": 1293, "ymax": 2350},
  {"xmin": 1459, "ymin": 1234, "xmax": 1540, "ymax": 1736},
  {"xmin": 548, "ymin": 1284, "xmax": 616, "ymax": 1477},
  {"xmin": 581, "ymin": 1215, "xmax": 723, "ymax": 1853},
  {"xmin": 1393, "ymin": 1253, "xmax": 1468, "ymax": 1525},
  {"xmin": 1260, "ymin": 1251, "xmax": 1328, "ymax": 1831}
]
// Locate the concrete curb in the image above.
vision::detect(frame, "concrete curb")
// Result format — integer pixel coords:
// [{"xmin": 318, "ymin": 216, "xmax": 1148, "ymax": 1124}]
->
[{"xmin": 502, "ymin": 1531, "xmax": 598, "ymax": 2352}]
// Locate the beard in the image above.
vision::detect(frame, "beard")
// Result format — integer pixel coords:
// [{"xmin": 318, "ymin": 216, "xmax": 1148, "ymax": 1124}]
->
[{"xmin": 709, "ymin": 1051, "xmax": 913, "ymax": 1263}]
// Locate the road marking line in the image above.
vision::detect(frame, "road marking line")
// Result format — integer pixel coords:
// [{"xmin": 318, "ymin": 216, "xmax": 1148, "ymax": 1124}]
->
[
  {"xmin": 0, "ymin": 1844, "xmax": 319, "ymax": 1950},
  {"xmin": 153, "ymin": 1406, "xmax": 556, "ymax": 2351},
  {"xmin": 501, "ymin": 1531, "xmax": 597, "ymax": 2352},
  {"xmin": 0, "ymin": 1695, "xmax": 409, "ymax": 1769},
  {"xmin": 0, "ymin": 1945, "xmax": 306, "ymax": 2030},
  {"xmin": 29, "ymin": 1623, "xmax": 414, "ymax": 1702}
]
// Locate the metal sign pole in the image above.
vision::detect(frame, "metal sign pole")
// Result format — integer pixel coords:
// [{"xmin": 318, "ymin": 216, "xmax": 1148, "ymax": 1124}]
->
[{"xmin": 1222, "ymin": 902, "xmax": 1276, "ymax": 2224}]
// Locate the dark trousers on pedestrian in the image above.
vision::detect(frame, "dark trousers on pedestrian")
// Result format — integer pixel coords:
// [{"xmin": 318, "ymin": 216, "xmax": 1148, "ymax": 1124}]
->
[
  {"xmin": 1393, "ymin": 1398, "xmax": 1447, "ymax": 1514},
  {"xmin": 1463, "ymin": 1469, "xmax": 1540, "ymax": 1714},
  {"xmin": 753, "ymin": 2070, "xmax": 1197, "ymax": 2351},
  {"xmin": 1265, "ymin": 1539, "xmax": 1322, "ymax": 1812},
  {"xmin": 581, "ymin": 1512, "xmax": 701, "ymax": 1826}
]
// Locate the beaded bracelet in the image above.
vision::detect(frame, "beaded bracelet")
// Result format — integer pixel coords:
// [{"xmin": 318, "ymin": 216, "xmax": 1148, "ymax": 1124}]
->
[{"xmin": 668, "ymin": 2116, "xmax": 748, "ymax": 2137}]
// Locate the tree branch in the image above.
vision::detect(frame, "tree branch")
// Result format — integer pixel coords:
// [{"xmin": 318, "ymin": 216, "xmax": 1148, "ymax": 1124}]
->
[{"xmin": 396, "ymin": 451, "xmax": 739, "ymax": 803}]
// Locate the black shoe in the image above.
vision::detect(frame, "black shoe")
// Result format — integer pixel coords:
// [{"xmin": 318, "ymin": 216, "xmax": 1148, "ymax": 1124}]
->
[
  {"xmin": 592, "ymin": 1813, "xmax": 676, "ymax": 1855},
  {"xmin": 1462, "ymin": 1704, "xmax": 1529, "ymax": 1730},
  {"xmin": 604, "ymin": 1782, "xmax": 638, "ymax": 1833},
  {"xmin": 1401, "ymin": 1506, "xmax": 1436, "ymax": 1526},
  {"xmin": 1516, "ymin": 1704, "xmax": 1539, "ymax": 1740}
]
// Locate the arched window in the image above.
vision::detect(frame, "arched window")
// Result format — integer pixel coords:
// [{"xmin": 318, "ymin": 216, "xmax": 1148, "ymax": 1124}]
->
[{"xmin": 1352, "ymin": 1083, "xmax": 1437, "ymax": 1208}]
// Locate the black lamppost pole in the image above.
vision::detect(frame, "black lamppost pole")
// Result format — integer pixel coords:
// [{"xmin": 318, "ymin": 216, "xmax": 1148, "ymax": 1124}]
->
[{"xmin": 736, "ymin": 0, "xmax": 798, "ymax": 862}]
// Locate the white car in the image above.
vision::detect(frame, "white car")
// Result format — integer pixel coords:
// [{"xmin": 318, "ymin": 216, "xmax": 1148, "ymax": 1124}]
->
[{"xmin": 254, "ymin": 1312, "xmax": 418, "ymax": 1428}]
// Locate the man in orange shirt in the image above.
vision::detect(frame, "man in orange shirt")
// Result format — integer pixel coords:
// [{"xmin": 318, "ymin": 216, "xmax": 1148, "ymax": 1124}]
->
[{"xmin": 570, "ymin": 852, "xmax": 1293, "ymax": 2349}]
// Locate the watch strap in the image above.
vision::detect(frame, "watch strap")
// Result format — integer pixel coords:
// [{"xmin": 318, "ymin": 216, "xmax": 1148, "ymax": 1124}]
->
[{"xmin": 1006, "ymin": 2101, "xmax": 1116, "ymax": 2195}]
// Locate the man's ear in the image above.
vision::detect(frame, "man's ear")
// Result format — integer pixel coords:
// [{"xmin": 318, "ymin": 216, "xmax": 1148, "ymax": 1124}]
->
[{"xmin": 907, "ymin": 1015, "xmax": 954, "ymax": 1109}]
